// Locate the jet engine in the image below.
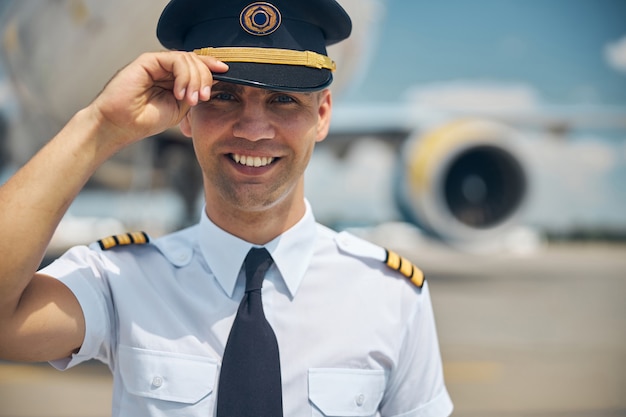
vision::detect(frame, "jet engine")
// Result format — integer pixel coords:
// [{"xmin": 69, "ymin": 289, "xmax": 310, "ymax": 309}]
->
[{"xmin": 395, "ymin": 118, "xmax": 528, "ymax": 247}]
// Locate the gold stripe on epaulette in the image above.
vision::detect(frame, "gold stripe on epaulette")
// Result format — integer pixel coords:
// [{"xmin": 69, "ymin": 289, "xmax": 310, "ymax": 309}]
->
[
  {"xmin": 98, "ymin": 232, "xmax": 149, "ymax": 251},
  {"xmin": 384, "ymin": 249, "xmax": 425, "ymax": 288},
  {"xmin": 129, "ymin": 231, "xmax": 149, "ymax": 245},
  {"xmin": 98, "ymin": 236, "xmax": 117, "ymax": 250},
  {"xmin": 116, "ymin": 233, "xmax": 131, "ymax": 246}
]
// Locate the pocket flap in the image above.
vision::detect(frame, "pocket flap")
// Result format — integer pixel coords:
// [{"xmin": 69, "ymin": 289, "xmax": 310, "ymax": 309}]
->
[
  {"xmin": 309, "ymin": 368, "xmax": 385, "ymax": 416},
  {"xmin": 119, "ymin": 345, "xmax": 217, "ymax": 404}
]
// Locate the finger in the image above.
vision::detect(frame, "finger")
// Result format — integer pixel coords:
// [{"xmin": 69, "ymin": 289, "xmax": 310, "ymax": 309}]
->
[
  {"xmin": 195, "ymin": 55, "xmax": 229, "ymax": 101},
  {"xmin": 173, "ymin": 53, "xmax": 217, "ymax": 105},
  {"xmin": 198, "ymin": 54, "xmax": 230, "ymax": 73},
  {"xmin": 154, "ymin": 52, "xmax": 227, "ymax": 104},
  {"xmin": 197, "ymin": 59, "xmax": 215, "ymax": 102},
  {"xmin": 183, "ymin": 53, "xmax": 201, "ymax": 106},
  {"xmin": 169, "ymin": 53, "xmax": 193, "ymax": 102}
]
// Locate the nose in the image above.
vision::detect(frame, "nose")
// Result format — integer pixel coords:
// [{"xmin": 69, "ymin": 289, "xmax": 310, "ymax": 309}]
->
[{"xmin": 232, "ymin": 102, "xmax": 275, "ymax": 142}]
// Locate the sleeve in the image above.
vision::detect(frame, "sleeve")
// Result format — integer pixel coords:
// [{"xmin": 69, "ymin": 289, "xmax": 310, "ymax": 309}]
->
[
  {"xmin": 38, "ymin": 245, "xmax": 115, "ymax": 371},
  {"xmin": 379, "ymin": 282, "xmax": 454, "ymax": 417}
]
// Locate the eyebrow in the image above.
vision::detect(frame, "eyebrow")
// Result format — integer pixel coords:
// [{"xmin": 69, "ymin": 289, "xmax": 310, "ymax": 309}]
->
[
  {"xmin": 212, "ymin": 82, "xmax": 244, "ymax": 94},
  {"xmin": 212, "ymin": 81, "xmax": 313, "ymax": 98}
]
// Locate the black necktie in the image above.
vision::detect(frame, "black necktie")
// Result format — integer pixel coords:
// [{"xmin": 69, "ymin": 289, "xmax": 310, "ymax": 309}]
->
[{"xmin": 217, "ymin": 247, "xmax": 283, "ymax": 417}]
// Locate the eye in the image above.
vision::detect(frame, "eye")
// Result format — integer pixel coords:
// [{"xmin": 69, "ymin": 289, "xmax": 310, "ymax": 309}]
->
[
  {"xmin": 213, "ymin": 92, "xmax": 236, "ymax": 101},
  {"xmin": 272, "ymin": 94, "xmax": 296, "ymax": 104}
]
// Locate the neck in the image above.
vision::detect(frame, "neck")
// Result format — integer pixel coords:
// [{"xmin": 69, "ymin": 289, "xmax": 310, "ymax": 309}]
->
[{"xmin": 204, "ymin": 188, "xmax": 307, "ymax": 245}]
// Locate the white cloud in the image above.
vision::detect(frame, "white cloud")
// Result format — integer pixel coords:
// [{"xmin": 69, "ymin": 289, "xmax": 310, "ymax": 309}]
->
[{"xmin": 604, "ymin": 35, "xmax": 626, "ymax": 74}]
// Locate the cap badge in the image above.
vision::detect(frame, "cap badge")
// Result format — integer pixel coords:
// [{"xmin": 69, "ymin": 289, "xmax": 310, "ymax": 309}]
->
[{"xmin": 240, "ymin": 2, "xmax": 282, "ymax": 36}]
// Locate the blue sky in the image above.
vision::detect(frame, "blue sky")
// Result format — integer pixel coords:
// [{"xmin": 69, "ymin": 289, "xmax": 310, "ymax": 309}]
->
[{"xmin": 341, "ymin": 0, "xmax": 626, "ymax": 106}]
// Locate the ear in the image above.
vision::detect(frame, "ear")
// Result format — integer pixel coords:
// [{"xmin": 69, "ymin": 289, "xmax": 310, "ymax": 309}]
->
[
  {"xmin": 315, "ymin": 89, "xmax": 332, "ymax": 143},
  {"xmin": 179, "ymin": 110, "xmax": 193, "ymax": 138}
]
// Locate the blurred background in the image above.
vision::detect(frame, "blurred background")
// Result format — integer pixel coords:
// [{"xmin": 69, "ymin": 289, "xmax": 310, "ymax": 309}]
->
[{"xmin": 0, "ymin": 0, "xmax": 625, "ymax": 416}]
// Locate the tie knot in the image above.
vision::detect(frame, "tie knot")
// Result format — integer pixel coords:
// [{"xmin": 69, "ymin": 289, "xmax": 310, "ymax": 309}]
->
[{"xmin": 244, "ymin": 247, "xmax": 274, "ymax": 292}]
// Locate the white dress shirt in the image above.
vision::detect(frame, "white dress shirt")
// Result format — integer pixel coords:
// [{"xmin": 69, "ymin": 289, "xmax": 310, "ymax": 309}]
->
[{"xmin": 41, "ymin": 201, "xmax": 453, "ymax": 417}]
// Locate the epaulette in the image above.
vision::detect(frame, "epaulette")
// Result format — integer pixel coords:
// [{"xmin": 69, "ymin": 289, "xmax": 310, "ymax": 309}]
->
[
  {"xmin": 97, "ymin": 231, "xmax": 150, "ymax": 251},
  {"xmin": 335, "ymin": 231, "xmax": 425, "ymax": 289},
  {"xmin": 383, "ymin": 249, "xmax": 425, "ymax": 289}
]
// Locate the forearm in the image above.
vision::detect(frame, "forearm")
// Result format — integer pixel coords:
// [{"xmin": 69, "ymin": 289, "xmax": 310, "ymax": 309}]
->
[{"xmin": 0, "ymin": 106, "xmax": 119, "ymax": 314}]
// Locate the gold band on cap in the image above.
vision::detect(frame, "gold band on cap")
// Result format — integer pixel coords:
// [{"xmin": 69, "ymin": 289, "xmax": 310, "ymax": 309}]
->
[{"xmin": 194, "ymin": 47, "xmax": 336, "ymax": 71}]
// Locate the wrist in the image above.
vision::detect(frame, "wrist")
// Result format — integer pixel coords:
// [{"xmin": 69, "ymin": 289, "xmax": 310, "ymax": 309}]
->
[{"xmin": 73, "ymin": 105, "xmax": 129, "ymax": 162}]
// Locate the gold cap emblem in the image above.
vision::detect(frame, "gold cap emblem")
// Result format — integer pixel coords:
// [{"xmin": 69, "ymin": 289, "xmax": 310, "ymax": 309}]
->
[{"xmin": 240, "ymin": 2, "xmax": 282, "ymax": 36}]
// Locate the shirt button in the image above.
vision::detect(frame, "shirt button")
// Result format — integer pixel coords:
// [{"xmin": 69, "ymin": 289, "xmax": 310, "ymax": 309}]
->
[
  {"xmin": 355, "ymin": 393, "xmax": 365, "ymax": 407},
  {"xmin": 152, "ymin": 376, "xmax": 163, "ymax": 387}
]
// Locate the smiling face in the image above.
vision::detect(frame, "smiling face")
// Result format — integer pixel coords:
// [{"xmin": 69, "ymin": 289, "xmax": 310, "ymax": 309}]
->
[{"xmin": 180, "ymin": 82, "xmax": 332, "ymax": 240}]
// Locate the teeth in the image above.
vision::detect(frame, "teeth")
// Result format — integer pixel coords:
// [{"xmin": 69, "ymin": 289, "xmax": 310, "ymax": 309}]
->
[{"xmin": 232, "ymin": 154, "xmax": 274, "ymax": 167}]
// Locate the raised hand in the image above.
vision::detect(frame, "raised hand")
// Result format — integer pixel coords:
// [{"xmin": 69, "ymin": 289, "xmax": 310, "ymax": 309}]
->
[{"xmin": 89, "ymin": 51, "xmax": 228, "ymax": 151}]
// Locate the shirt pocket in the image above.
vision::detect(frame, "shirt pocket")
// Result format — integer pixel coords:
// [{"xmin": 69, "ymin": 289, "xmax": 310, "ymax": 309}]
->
[
  {"xmin": 118, "ymin": 345, "xmax": 217, "ymax": 414},
  {"xmin": 308, "ymin": 368, "xmax": 385, "ymax": 417}
]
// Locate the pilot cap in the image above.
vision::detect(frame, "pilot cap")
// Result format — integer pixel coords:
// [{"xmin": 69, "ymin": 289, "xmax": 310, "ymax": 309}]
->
[{"xmin": 157, "ymin": 0, "xmax": 352, "ymax": 92}]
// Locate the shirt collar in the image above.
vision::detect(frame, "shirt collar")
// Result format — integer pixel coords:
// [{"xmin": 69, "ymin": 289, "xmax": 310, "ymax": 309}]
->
[{"xmin": 197, "ymin": 200, "xmax": 317, "ymax": 299}]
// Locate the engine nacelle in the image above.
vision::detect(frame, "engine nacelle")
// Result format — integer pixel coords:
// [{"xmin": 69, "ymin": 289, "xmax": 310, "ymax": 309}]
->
[{"xmin": 395, "ymin": 118, "xmax": 527, "ymax": 247}]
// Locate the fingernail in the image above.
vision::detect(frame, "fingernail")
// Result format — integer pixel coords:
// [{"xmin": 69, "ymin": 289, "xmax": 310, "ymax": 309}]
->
[{"xmin": 202, "ymin": 86, "xmax": 211, "ymax": 99}]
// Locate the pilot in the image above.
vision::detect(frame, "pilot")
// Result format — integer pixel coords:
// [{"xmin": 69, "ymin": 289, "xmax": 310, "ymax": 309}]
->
[{"xmin": 0, "ymin": 0, "xmax": 453, "ymax": 416}]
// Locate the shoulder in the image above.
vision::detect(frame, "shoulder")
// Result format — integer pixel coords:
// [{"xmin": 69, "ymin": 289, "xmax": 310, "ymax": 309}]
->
[
  {"xmin": 330, "ymin": 229, "xmax": 425, "ymax": 289},
  {"xmin": 90, "ymin": 225, "xmax": 199, "ymax": 267}
]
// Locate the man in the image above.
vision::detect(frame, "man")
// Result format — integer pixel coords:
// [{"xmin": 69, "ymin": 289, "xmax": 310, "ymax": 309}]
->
[{"xmin": 0, "ymin": 0, "xmax": 453, "ymax": 416}]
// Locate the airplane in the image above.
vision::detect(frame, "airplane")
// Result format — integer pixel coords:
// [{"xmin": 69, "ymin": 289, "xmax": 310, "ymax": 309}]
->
[{"xmin": 1, "ymin": 0, "xmax": 624, "ymax": 254}]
